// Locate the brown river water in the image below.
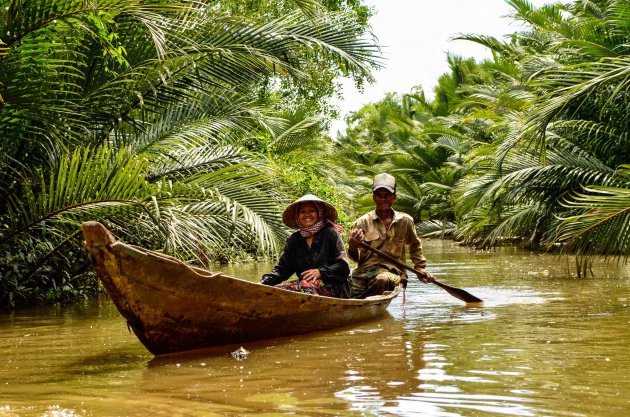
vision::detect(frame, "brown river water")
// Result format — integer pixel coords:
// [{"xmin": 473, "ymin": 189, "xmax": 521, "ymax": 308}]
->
[{"xmin": 1, "ymin": 240, "xmax": 629, "ymax": 417}]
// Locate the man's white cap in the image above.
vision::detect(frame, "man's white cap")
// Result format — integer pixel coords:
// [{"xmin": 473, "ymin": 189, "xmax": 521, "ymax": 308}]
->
[{"xmin": 373, "ymin": 173, "xmax": 396, "ymax": 193}]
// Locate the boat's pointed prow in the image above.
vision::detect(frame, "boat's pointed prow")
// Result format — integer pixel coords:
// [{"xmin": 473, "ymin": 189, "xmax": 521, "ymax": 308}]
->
[{"xmin": 82, "ymin": 221, "xmax": 116, "ymax": 247}]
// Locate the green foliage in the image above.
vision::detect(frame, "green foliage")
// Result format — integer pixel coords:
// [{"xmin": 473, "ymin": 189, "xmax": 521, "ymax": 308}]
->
[
  {"xmin": 453, "ymin": 0, "xmax": 630, "ymax": 264},
  {"xmin": 211, "ymin": 0, "xmax": 378, "ymax": 121},
  {"xmin": 554, "ymin": 166, "xmax": 630, "ymax": 264},
  {"xmin": 0, "ymin": 0, "xmax": 379, "ymax": 308},
  {"xmin": 333, "ymin": 0, "xmax": 629, "ymax": 271},
  {"xmin": 0, "ymin": 232, "xmax": 99, "ymax": 310},
  {"xmin": 334, "ymin": 86, "xmax": 478, "ymax": 223}
]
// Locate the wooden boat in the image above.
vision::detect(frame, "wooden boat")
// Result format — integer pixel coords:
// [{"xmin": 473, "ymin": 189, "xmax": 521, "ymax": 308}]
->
[{"xmin": 82, "ymin": 221, "xmax": 400, "ymax": 355}]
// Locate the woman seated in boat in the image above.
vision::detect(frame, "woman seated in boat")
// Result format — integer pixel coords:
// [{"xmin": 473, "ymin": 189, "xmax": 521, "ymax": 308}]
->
[{"xmin": 260, "ymin": 195, "xmax": 351, "ymax": 298}]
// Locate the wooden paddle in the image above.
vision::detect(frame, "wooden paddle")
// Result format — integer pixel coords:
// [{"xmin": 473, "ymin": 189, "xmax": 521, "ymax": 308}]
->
[{"xmin": 358, "ymin": 241, "xmax": 483, "ymax": 304}]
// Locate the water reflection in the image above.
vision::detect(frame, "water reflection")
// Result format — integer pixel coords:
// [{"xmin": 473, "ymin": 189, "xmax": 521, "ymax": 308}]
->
[
  {"xmin": 140, "ymin": 314, "xmax": 432, "ymax": 416},
  {"xmin": 1, "ymin": 240, "xmax": 630, "ymax": 416}
]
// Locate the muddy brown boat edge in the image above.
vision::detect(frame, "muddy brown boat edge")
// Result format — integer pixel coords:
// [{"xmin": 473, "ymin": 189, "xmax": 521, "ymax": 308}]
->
[{"xmin": 82, "ymin": 221, "xmax": 400, "ymax": 355}]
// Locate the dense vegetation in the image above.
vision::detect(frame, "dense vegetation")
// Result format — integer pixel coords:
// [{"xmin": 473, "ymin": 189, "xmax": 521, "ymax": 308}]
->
[
  {"xmin": 0, "ymin": 0, "xmax": 378, "ymax": 307},
  {"xmin": 334, "ymin": 0, "xmax": 629, "ymax": 275},
  {"xmin": 1, "ymin": 0, "xmax": 628, "ymax": 308}
]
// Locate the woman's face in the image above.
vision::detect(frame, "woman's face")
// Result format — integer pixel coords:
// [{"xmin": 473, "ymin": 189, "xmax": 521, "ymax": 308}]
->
[{"xmin": 298, "ymin": 202, "xmax": 319, "ymax": 228}]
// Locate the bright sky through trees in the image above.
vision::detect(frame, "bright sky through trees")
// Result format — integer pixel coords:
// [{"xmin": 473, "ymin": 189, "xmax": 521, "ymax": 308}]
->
[{"xmin": 329, "ymin": 0, "xmax": 550, "ymax": 136}]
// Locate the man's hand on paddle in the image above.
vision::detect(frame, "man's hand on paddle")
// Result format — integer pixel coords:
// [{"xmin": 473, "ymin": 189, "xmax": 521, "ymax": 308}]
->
[{"xmin": 414, "ymin": 267, "xmax": 435, "ymax": 284}]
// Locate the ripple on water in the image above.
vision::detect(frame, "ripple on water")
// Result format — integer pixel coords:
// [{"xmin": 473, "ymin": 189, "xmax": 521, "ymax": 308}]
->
[
  {"xmin": 394, "ymin": 393, "xmax": 538, "ymax": 417},
  {"xmin": 2, "ymin": 240, "xmax": 630, "ymax": 417}
]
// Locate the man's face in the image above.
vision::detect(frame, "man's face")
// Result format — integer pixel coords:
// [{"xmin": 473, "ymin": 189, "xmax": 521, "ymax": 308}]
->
[{"xmin": 372, "ymin": 189, "xmax": 396, "ymax": 211}]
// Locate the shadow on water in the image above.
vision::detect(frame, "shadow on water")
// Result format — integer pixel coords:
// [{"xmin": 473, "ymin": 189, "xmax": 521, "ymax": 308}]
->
[
  {"xmin": 147, "ymin": 312, "xmax": 400, "ymax": 366},
  {"xmin": 2, "ymin": 240, "xmax": 630, "ymax": 416},
  {"xmin": 136, "ymin": 313, "xmax": 434, "ymax": 416},
  {"xmin": 34, "ymin": 349, "xmax": 149, "ymax": 385}
]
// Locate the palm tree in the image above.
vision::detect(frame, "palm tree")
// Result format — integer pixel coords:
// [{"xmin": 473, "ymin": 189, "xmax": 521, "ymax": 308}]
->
[
  {"xmin": 554, "ymin": 166, "xmax": 630, "ymax": 264},
  {"xmin": 333, "ymin": 84, "xmax": 477, "ymax": 231},
  {"xmin": 452, "ymin": 0, "xmax": 629, "ymax": 265},
  {"xmin": 0, "ymin": 0, "xmax": 380, "ymax": 306}
]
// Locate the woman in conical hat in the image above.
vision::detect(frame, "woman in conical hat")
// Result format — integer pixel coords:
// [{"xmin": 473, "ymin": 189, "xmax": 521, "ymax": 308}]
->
[{"xmin": 260, "ymin": 195, "xmax": 351, "ymax": 298}]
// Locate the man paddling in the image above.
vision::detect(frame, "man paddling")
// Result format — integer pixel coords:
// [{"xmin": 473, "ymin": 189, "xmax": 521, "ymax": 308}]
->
[{"xmin": 348, "ymin": 173, "xmax": 434, "ymax": 298}]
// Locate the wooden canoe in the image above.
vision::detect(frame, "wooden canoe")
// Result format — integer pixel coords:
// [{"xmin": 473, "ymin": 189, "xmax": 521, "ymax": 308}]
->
[{"xmin": 82, "ymin": 221, "xmax": 400, "ymax": 355}]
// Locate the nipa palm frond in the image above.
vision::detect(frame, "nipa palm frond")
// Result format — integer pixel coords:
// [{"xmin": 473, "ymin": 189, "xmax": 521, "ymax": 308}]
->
[
  {"xmin": 267, "ymin": 117, "xmax": 322, "ymax": 154},
  {"xmin": 553, "ymin": 168, "xmax": 630, "ymax": 261},
  {"xmin": 3, "ymin": 146, "xmax": 151, "ymax": 237},
  {"xmin": 177, "ymin": 163, "xmax": 289, "ymax": 254}
]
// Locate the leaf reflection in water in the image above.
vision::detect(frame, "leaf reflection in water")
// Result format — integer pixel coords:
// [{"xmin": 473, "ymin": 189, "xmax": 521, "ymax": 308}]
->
[{"xmin": 1, "ymin": 240, "xmax": 630, "ymax": 416}]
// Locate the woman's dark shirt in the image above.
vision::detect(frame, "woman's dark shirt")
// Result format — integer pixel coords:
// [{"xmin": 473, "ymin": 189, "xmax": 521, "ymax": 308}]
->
[{"xmin": 266, "ymin": 224, "xmax": 351, "ymax": 298}]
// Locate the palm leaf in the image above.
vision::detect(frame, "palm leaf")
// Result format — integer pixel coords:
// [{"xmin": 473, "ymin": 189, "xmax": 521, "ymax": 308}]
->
[
  {"xmin": 267, "ymin": 116, "xmax": 322, "ymax": 154},
  {"xmin": 3, "ymin": 146, "xmax": 151, "ymax": 233},
  {"xmin": 553, "ymin": 167, "xmax": 630, "ymax": 261}
]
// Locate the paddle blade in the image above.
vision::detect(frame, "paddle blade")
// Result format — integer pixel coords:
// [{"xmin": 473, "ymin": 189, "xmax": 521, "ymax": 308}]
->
[{"xmin": 433, "ymin": 280, "xmax": 483, "ymax": 304}]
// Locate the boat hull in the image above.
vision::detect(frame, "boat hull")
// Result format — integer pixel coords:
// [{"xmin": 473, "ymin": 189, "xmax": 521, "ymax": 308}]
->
[{"xmin": 82, "ymin": 221, "xmax": 399, "ymax": 355}]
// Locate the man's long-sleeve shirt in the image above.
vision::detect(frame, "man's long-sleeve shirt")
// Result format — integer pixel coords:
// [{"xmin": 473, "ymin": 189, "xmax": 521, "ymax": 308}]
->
[{"xmin": 349, "ymin": 209, "xmax": 426, "ymax": 276}]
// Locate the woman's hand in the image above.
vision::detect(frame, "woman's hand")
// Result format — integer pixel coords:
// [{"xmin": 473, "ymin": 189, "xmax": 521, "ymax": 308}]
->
[
  {"xmin": 301, "ymin": 268, "xmax": 321, "ymax": 283},
  {"xmin": 260, "ymin": 274, "xmax": 281, "ymax": 286}
]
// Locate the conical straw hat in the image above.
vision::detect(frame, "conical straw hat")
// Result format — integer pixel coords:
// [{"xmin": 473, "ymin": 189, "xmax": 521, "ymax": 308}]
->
[{"xmin": 282, "ymin": 194, "xmax": 338, "ymax": 229}]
